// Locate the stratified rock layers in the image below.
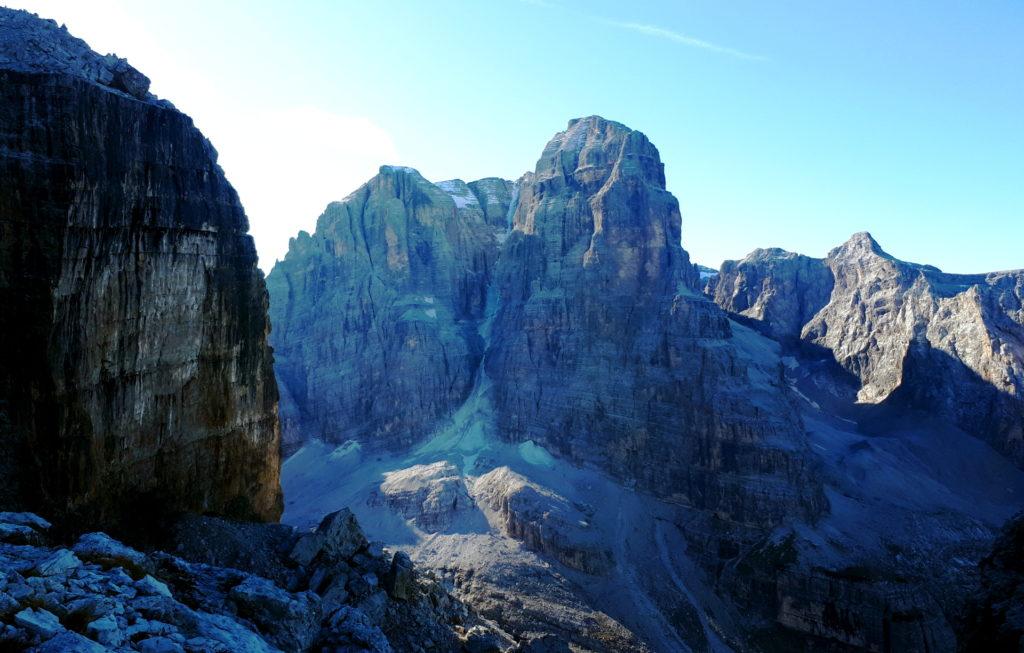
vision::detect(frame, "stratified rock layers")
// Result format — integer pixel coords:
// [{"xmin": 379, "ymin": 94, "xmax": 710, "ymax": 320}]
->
[
  {"xmin": 712, "ymin": 232, "xmax": 1024, "ymax": 465},
  {"xmin": 0, "ymin": 10, "xmax": 281, "ymax": 525},
  {"xmin": 484, "ymin": 117, "xmax": 825, "ymax": 526},
  {"xmin": 707, "ymin": 248, "xmax": 834, "ymax": 343},
  {"xmin": 267, "ymin": 168, "xmax": 512, "ymax": 454}
]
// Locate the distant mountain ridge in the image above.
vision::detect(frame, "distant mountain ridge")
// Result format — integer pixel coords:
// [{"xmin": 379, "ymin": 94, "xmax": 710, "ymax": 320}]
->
[{"xmin": 708, "ymin": 231, "xmax": 1024, "ymax": 465}]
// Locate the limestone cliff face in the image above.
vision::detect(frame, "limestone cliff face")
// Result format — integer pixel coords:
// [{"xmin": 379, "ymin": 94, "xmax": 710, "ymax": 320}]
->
[
  {"xmin": 486, "ymin": 117, "xmax": 826, "ymax": 527},
  {"xmin": 707, "ymin": 248, "xmax": 833, "ymax": 342},
  {"xmin": 0, "ymin": 9, "xmax": 281, "ymax": 525},
  {"xmin": 712, "ymin": 232, "xmax": 1024, "ymax": 465},
  {"xmin": 267, "ymin": 167, "xmax": 513, "ymax": 454}
]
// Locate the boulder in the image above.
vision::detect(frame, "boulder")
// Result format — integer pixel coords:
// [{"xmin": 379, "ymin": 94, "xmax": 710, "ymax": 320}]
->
[
  {"xmin": 383, "ymin": 551, "xmax": 416, "ymax": 601},
  {"xmin": 34, "ymin": 549, "xmax": 80, "ymax": 577},
  {"xmin": 291, "ymin": 508, "xmax": 369, "ymax": 567},
  {"xmin": 228, "ymin": 576, "xmax": 322, "ymax": 652},
  {"xmin": 13, "ymin": 607, "xmax": 62, "ymax": 638}
]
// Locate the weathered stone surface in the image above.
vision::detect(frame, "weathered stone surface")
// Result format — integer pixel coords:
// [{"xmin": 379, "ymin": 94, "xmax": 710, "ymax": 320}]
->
[
  {"xmin": 34, "ymin": 549, "xmax": 81, "ymax": 576},
  {"xmin": 228, "ymin": 576, "xmax": 322, "ymax": 652},
  {"xmin": 486, "ymin": 116, "xmax": 826, "ymax": 527},
  {"xmin": 370, "ymin": 461, "xmax": 481, "ymax": 533},
  {"xmin": 73, "ymin": 532, "xmax": 151, "ymax": 576},
  {"xmin": 0, "ymin": 511, "xmax": 505, "ymax": 652},
  {"xmin": 712, "ymin": 232, "xmax": 1024, "ymax": 465},
  {"xmin": 268, "ymin": 166, "xmax": 514, "ymax": 454},
  {"xmin": 474, "ymin": 467, "xmax": 613, "ymax": 575},
  {"xmin": 291, "ymin": 508, "xmax": 370, "ymax": 567},
  {"xmin": 14, "ymin": 607, "xmax": 62, "ymax": 638},
  {"xmin": 383, "ymin": 551, "xmax": 416, "ymax": 601},
  {"xmin": 0, "ymin": 8, "xmax": 281, "ymax": 526},
  {"xmin": 707, "ymin": 247, "xmax": 833, "ymax": 342}
]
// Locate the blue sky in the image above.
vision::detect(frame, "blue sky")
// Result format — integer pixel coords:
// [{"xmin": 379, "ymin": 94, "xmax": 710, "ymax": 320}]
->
[{"xmin": 9, "ymin": 0, "xmax": 1024, "ymax": 272}]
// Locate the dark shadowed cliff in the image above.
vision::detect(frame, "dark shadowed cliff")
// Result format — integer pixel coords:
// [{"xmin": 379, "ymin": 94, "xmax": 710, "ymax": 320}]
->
[{"xmin": 0, "ymin": 8, "xmax": 282, "ymax": 528}]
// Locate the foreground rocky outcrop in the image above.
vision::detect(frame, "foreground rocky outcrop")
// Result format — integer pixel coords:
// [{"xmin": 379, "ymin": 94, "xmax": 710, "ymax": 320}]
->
[
  {"xmin": 709, "ymin": 232, "xmax": 1024, "ymax": 465},
  {"xmin": 0, "ymin": 510, "xmax": 509, "ymax": 652},
  {"xmin": 0, "ymin": 8, "xmax": 281, "ymax": 526},
  {"xmin": 267, "ymin": 167, "xmax": 514, "ymax": 455}
]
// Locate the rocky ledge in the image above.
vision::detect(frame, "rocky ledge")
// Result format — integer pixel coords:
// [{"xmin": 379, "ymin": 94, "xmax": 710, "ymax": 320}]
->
[{"xmin": 0, "ymin": 510, "xmax": 512, "ymax": 653}]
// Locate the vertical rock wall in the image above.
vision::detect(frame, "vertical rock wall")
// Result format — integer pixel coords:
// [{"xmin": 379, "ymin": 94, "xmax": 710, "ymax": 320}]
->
[
  {"xmin": 486, "ymin": 117, "xmax": 826, "ymax": 527},
  {"xmin": 0, "ymin": 9, "xmax": 281, "ymax": 527},
  {"xmin": 267, "ymin": 167, "xmax": 512, "ymax": 454}
]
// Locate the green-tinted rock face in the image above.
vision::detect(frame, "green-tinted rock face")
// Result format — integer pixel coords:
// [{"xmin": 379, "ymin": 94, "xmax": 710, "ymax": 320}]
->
[
  {"xmin": 268, "ymin": 166, "xmax": 513, "ymax": 454},
  {"xmin": 0, "ymin": 8, "xmax": 282, "ymax": 527}
]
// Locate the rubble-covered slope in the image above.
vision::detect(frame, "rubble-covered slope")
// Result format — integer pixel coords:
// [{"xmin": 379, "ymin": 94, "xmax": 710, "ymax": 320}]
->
[{"xmin": 0, "ymin": 510, "xmax": 508, "ymax": 652}]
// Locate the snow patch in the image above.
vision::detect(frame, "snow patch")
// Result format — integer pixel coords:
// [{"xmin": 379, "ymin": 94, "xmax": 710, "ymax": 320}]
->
[
  {"xmin": 518, "ymin": 440, "xmax": 555, "ymax": 468},
  {"xmin": 434, "ymin": 179, "xmax": 479, "ymax": 209},
  {"xmin": 381, "ymin": 165, "xmax": 419, "ymax": 174}
]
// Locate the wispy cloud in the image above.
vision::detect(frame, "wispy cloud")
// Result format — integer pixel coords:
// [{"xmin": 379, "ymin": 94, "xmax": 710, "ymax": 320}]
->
[{"xmin": 607, "ymin": 21, "xmax": 766, "ymax": 62}]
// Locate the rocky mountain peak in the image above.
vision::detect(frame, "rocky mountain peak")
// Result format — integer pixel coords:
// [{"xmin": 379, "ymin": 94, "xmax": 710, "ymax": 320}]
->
[
  {"xmin": 532, "ymin": 115, "xmax": 667, "ymax": 193},
  {"xmin": 831, "ymin": 230, "xmax": 886, "ymax": 259},
  {"xmin": 712, "ymin": 232, "xmax": 1024, "ymax": 466},
  {"xmin": 741, "ymin": 246, "xmax": 804, "ymax": 263},
  {"xmin": 0, "ymin": 8, "xmax": 159, "ymax": 104}
]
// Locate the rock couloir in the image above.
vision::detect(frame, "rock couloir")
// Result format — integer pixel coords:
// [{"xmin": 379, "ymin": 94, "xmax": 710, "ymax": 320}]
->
[{"xmin": 0, "ymin": 9, "xmax": 281, "ymax": 526}]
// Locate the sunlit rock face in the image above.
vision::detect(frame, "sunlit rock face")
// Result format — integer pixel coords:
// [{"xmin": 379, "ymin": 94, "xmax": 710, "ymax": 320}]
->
[
  {"xmin": 712, "ymin": 231, "xmax": 1024, "ymax": 465},
  {"xmin": 486, "ymin": 116, "xmax": 826, "ymax": 526},
  {"xmin": 0, "ymin": 8, "xmax": 281, "ymax": 526},
  {"xmin": 707, "ymin": 247, "xmax": 834, "ymax": 342},
  {"xmin": 267, "ymin": 167, "xmax": 514, "ymax": 455}
]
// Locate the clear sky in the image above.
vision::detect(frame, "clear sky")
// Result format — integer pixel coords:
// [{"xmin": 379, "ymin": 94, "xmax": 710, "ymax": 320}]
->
[{"xmin": 8, "ymin": 0, "xmax": 1023, "ymax": 273}]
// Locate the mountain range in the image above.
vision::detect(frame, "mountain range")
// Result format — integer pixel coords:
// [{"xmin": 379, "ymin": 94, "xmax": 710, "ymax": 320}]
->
[{"xmin": 0, "ymin": 8, "xmax": 1021, "ymax": 653}]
